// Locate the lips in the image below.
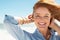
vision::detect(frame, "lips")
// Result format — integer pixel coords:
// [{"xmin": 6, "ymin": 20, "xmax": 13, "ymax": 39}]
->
[{"xmin": 38, "ymin": 22, "xmax": 46, "ymax": 28}]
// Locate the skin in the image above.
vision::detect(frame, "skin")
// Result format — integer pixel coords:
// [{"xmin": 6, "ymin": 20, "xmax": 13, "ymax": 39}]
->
[
  {"xmin": 17, "ymin": 17, "xmax": 33, "ymax": 25},
  {"xmin": 33, "ymin": 7, "xmax": 51, "ymax": 39}
]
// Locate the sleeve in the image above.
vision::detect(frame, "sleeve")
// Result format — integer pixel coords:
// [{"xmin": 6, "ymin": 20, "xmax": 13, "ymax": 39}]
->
[
  {"xmin": 56, "ymin": 35, "xmax": 60, "ymax": 40},
  {"xmin": 4, "ymin": 15, "xmax": 26, "ymax": 40}
]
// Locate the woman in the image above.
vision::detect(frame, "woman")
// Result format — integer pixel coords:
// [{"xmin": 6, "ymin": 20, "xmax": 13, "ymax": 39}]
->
[{"xmin": 4, "ymin": 1, "xmax": 60, "ymax": 40}]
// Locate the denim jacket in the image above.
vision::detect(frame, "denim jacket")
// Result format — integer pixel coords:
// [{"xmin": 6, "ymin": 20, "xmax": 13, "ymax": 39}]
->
[{"xmin": 4, "ymin": 15, "xmax": 60, "ymax": 40}]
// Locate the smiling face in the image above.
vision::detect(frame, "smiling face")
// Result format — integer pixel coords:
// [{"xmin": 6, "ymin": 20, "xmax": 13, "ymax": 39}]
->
[{"xmin": 33, "ymin": 7, "xmax": 51, "ymax": 30}]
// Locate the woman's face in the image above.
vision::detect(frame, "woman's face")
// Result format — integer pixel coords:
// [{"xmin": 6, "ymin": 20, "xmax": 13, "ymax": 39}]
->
[{"xmin": 33, "ymin": 7, "xmax": 51, "ymax": 29}]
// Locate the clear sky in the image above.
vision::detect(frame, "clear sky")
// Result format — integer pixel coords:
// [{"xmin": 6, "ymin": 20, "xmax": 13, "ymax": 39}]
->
[{"xmin": 0, "ymin": 0, "xmax": 60, "ymax": 23}]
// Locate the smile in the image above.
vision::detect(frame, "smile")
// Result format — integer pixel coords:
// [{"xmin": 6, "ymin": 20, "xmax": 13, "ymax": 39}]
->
[{"xmin": 38, "ymin": 22, "xmax": 46, "ymax": 28}]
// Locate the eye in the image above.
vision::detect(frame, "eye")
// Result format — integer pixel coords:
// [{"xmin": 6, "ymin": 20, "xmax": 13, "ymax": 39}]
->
[
  {"xmin": 44, "ymin": 16, "xmax": 49, "ymax": 18},
  {"xmin": 34, "ymin": 15, "xmax": 40, "ymax": 18},
  {"xmin": 36, "ymin": 15, "xmax": 40, "ymax": 17}
]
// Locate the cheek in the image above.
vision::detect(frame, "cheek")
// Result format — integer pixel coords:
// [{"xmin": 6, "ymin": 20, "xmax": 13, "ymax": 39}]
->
[
  {"xmin": 45, "ymin": 19, "xmax": 51, "ymax": 25},
  {"xmin": 34, "ymin": 19, "xmax": 39, "ymax": 25},
  {"xmin": 34, "ymin": 19, "xmax": 39, "ymax": 22}
]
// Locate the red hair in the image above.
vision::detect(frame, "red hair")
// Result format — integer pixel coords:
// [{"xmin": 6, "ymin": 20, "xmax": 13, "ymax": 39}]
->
[{"xmin": 33, "ymin": 1, "xmax": 60, "ymax": 21}]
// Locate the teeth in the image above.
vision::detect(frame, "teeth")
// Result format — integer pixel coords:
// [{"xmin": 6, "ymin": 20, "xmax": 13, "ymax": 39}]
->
[
  {"xmin": 39, "ymin": 23, "xmax": 45, "ymax": 25},
  {"xmin": 38, "ymin": 22, "xmax": 46, "ymax": 28}
]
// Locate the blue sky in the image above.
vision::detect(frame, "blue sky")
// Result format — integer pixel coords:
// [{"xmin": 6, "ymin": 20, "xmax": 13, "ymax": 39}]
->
[{"xmin": 0, "ymin": 0, "xmax": 60, "ymax": 23}]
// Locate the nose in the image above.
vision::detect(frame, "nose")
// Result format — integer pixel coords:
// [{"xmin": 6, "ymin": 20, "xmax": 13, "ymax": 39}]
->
[
  {"xmin": 38, "ymin": 17, "xmax": 45, "ymax": 21},
  {"xmin": 39, "ymin": 17, "xmax": 44, "ymax": 20}
]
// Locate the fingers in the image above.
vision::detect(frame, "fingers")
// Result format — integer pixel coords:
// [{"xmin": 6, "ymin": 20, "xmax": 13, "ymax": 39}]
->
[
  {"xmin": 28, "ymin": 14, "xmax": 33, "ymax": 19},
  {"xmin": 28, "ymin": 14, "xmax": 34, "ymax": 21}
]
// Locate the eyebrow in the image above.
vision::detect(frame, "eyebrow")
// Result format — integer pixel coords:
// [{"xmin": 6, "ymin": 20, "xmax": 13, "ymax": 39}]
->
[
  {"xmin": 34, "ymin": 13, "xmax": 39, "ymax": 14},
  {"xmin": 45, "ymin": 14, "xmax": 50, "ymax": 16},
  {"xmin": 35, "ymin": 13, "xmax": 50, "ymax": 15}
]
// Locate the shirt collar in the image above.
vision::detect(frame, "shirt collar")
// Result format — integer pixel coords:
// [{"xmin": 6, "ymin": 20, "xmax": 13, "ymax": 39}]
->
[
  {"xmin": 33, "ymin": 29, "xmax": 45, "ymax": 40},
  {"xmin": 34, "ymin": 29, "xmax": 55, "ymax": 38},
  {"xmin": 34, "ymin": 29, "xmax": 55, "ymax": 35}
]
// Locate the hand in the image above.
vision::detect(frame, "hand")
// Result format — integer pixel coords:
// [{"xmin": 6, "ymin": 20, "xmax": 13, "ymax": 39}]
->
[
  {"xmin": 17, "ymin": 14, "xmax": 34, "ymax": 25},
  {"xmin": 49, "ymin": 18, "xmax": 60, "ymax": 35},
  {"xmin": 49, "ymin": 18, "xmax": 56, "ymax": 30},
  {"xmin": 28, "ymin": 14, "xmax": 34, "ymax": 22}
]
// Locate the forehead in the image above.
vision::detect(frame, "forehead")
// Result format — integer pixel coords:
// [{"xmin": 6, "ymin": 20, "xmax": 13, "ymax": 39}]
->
[{"xmin": 34, "ymin": 7, "xmax": 51, "ymax": 15}]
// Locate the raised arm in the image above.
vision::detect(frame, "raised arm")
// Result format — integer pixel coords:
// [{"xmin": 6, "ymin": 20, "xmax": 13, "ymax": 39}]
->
[
  {"xmin": 4, "ymin": 15, "xmax": 26, "ymax": 40},
  {"xmin": 17, "ymin": 14, "xmax": 34, "ymax": 25},
  {"xmin": 49, "ymin": 18, "xmax": 60, "ymax": 40}
]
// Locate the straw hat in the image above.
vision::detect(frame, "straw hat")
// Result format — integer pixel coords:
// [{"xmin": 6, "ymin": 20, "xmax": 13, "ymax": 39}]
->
[{"xmin": 36, "ymin": 0, "xmax": 60, "ymax": 21}]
